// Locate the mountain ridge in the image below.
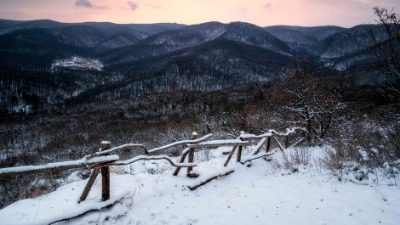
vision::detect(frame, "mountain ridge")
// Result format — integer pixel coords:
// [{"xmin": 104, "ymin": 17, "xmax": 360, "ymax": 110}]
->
[{"xmin": 0, "ymin": 19, "xmax": 394, "ymax": 114}]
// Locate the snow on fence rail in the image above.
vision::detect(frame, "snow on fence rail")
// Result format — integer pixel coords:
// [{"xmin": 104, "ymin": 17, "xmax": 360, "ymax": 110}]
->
[
  {"xmin": 0, "ymin": 128, "xmax": 305, "ymax": 208},
  {"xmin": 0, "ymin": 155, "xmax": 120, "ymax": 177}
]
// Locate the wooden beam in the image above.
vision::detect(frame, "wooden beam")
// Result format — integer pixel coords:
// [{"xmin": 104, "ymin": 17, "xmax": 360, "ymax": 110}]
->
[
  {"xmin": 187, "ymin": 132, "xmax": 197, "ymax": 177},
  {"xmin": 0, "ymin": 155, "xmax": 119, "ymax": 178},
  {"xmin": 285, "ymin": 136, "xmax": 289, "ymax": 149},
  {"xmin": 266, "ymin": 137, "xmax": 271, "ymax": 152},
  {"xmin": 272, "ymin": 136, "xmax": 285, "ymax": 151},
  {"xmin": 240, "ymin": 152, "xmax": 275, "ymax": 164},
  {"xmin": 101, "ymin": 142, "xmax": 111, "ymax": 201},
  {"xmin": 223, "ymin": 146, "xmax": 237, "ymax": 167},
  {"xmin": 78, "ymin": 168, "xmax": 100, "ymax": 203},
  {"xmin": 173, "ymin": 149, "xmax": 190, "ymax": 176},
  {"xmin": 85, "ymin": 143, "xmax": 149, "ymax": 159},
  {"xmin": 251, "ymin": 137, "xmax": 268, "ymax": 155},
  {"xmin": 147, "ymin": 134, "xmax": 213, "ymax": 153},
  {"xmin": 188, "ymin": 140, "xmax": 251, "ymax": 148},
  {"xmin": 236, "ymin": 145, "xmax": 243, "ymax": 163},
  {"xmin": 188, "ymin": 170, "xmax": 235, "ymax": 191},
  {"xmin": 111, "ymin": 155, "xmax": 196, "ymax": 168}
]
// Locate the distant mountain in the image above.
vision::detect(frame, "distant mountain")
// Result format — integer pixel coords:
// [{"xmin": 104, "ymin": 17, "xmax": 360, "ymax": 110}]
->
[
  {"xmin": 309, "ymin": 25, "xmax": 391, "ymax": 70},
  {"xmin": 311, "ymin": 25, "xmax": 378, "ymax": 58},
  {"xmin": 73, "ymin": 38, "xmax": 291, "ymax": 102},
  {"xmin": 0, "ymin": 28, "xmax": 86, "ymax": 70},
  {"xmin": 264, "ymin": 25, "xmax": 345, "ymax": 53},
  {"xmin": 0, "ymin": 19, "xmax": 394, "ymax": 113},
  {"xmin": 128, "ymin": 23, "xmax": 186, "ymax": 35},
  {"xmin": 0, "ymin": 20, "xmax": 185, "ymax": 69},
  {"xmin": 0, "ymin": 19, "xmax": 184, "ymax": 36},
  {"xmin": 221, "ymin": 22, "xmax": 291, "ymax": 55},
  {"xmin": 103, "ymin": 21, "xmax": 291, "ymax": 65},
  {"xmin": 94, "ymin": 30, "xmax": 144, "ymax": 52},
  {"xmin": 265, "ymin": 24, "xmax": 394, "ymax": 71},
  {"xmin": 0, "ymin": 19, "xmax": 65, "ymax": 35}
]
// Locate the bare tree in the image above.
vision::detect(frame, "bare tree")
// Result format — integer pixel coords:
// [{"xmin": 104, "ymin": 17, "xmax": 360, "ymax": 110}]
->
[
  {"xmin": 369, "ymin": 7, "xmax": 400, "ymax": 94},
  {"xmin": 283, "ymin": 59, "xmax": 343, "ymax": 145}
]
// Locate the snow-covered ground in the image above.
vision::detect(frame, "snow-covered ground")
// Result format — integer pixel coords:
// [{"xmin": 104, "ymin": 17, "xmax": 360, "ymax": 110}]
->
[
  {"xmin": 51, "ymin": 56, "xmax": 103, "ymax": 71},
  {"xmin": 0, "ymin": 146, "xmax": 399, "ymax": 225}
]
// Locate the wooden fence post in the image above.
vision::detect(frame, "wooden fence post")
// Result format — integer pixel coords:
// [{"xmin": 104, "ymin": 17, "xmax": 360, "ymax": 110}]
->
[
  {"xmin": 101, "ymin": 141, "xmax": 111, "ymax": 201},
  {"xmin": 78, "ymin": 168, "xmax": 100, "ymax": 203},
  {"xmin": 236, "ymin": 131, "xmax": 244, "ymax": 163},
  {"xmin": 285, "ymin": 136, "xmax": 289, "ymax": 149},
  {"xmin": 224, "ymin": 146, "xmax": 237, "ymax": 166},
  {"xmin": 266, "ymin": 137, "xmax": 271, "ymax": 152},
  {"xmin": 236, "ymin": 146, "xmax": 243, "ymax": 162},
  {"xmin": 172, "ymin": 151, "xmax": 189, "ymax": 176},
  {"xmin": 187, "ymin": 132, "xmax": 198, "ymax": 177}
]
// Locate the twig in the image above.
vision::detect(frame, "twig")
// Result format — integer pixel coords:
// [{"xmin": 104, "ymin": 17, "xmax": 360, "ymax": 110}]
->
[
  {"xmin": 110, "ymin": 155, "xmax": 196, "ymax": 168},
  {"xmin": 188, "ymin": 170, "xmax": 235, "ymax": 191}
]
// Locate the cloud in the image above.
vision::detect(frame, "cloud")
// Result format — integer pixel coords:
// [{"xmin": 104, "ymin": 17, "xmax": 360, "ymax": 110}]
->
[
  {"xmin": 145, "ymin": 4, "xmax": 161, "ymax": 9},
  {"xmin": 127, "ymin": 1, "xmax": 138, "ymax": 11},
  {"xmin": 75, "ymin": 0, "xmax": 106, "ymax": 10}
]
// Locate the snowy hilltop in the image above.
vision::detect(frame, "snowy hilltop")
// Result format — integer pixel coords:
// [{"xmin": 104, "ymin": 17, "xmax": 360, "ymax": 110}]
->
[
  {"xmin": 51, "ymin": 56, "xmax": 103, "ymax": 71},
  {"xmin": 0, "ymin": 145, "xmax": 399, "ymax": 225}
]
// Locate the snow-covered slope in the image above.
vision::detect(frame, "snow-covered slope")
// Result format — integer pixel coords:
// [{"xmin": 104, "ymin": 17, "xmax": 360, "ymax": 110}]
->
[
  {"xmin": 0, "ymin": 146, "xmax": 399, "ymax": 225},
  {"xmin": 51, "ymin": 56, "xmax": 103, "ymax": 71}
]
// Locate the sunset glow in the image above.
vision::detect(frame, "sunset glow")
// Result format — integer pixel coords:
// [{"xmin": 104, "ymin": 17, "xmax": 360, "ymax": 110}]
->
[{"xmin": 0, "ymin": 0, "xmax": 398, "ymax": 27}]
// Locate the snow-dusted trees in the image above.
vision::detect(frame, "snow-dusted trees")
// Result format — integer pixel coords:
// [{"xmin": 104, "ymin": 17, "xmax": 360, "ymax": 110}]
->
[
  {"xmin": 369, "ymin": 7, "xmax": 400, "ymax": 96},
  {"xmin": 282, "ymin": 59, "xmax": 343, "ymax": 145},
  {"xmin": 371, "ymin": 8, "xmax": 400, "ymax": 77}
]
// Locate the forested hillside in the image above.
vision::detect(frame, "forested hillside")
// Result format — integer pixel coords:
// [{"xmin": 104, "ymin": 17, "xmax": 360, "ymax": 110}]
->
[{"xmin": 0, "ymin": 11, "xmax": 399, "ymax": 210}]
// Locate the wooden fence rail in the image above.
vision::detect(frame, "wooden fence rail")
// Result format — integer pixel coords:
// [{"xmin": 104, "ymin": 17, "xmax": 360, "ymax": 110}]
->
[{"xmin": 0, "ymin": 128, "xmax": 305, "ymax": 205}]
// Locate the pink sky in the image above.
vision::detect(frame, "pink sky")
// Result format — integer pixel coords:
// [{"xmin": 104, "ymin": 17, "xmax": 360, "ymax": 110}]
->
[{"xmin": 0, "ymin": 0, "xmax": 398, "ymax": 27}]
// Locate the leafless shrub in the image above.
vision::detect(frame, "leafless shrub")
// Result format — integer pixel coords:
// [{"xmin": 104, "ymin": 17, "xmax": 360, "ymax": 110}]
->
[{"xmin": 290, "ymin": 147, "xmax": 311, "ymax": 166}]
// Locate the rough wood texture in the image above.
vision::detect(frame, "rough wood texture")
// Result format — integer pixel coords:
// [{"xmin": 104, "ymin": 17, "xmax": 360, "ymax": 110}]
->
[
  {"xmin": 187, "ymin": 132, "xmax": 197, "ymax": 176},
  {"xmin": 86, "ymin": 144, "xmax": 149, "ymax": 159},
  {"xmin": 252, "ymin": 137, "xmax": 268, "ymax": 155},
  {"xmin": 285, "ymin": 136, "xmax": 290, "ymax": 149},
  {"xmin": 0, "ymin": 156, "xmax": 118, "ymax": 178},
  {"xmin": 101, "ymin": 142, "xmax": 111, "ymax": 201},
  {"xmin": 223, "ymin": 146, "xmax": 237, "ymax": 167},
  {"xmin": 147, "ymin": 133, "xmax": 213, "ymax": 153},
  {"xmin": 188, "ymin": 141, "xmax": 251, "ymax": 148},
  {"xmin": 188, "ymin": 170, "xmax": 235, "ymax": 191},
  {"xmin": 78, "ymin": 168, "xmax": 100, "ymax": 203},
  {"xmin": 101, "ymin": 166, "xmax": 110, "ymax": 201},
  {"xmin": 173, "ymin": 150, "xmax": 190, "ymax": 176},
  {"xmin": 112, "ymin": 155, "xmax": 196, "ymax": 168},
  {"xmin": 240, "ymin": 152, "xmax": 275, "ymax": 164},
  {"xmin": 86, "ymin": 134, "xmax": 213, "ymax": 157},
  {"xmin": 236, "ymin": 146, "xmax": 243, "ymax": 162},
  {"xmin": 266, "ymin": 137, "xmax": 271, "ymax": 152},
  {"xmin": 272, "ymin": 136, "xmax": 285, "ymax": 151}
]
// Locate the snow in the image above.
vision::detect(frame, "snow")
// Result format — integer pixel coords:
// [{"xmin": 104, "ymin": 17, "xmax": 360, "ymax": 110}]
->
[
  {"xmin": 249, "ymin": 137, "xmax": 268, "ymax": 155},
  {"xmin": 148, "ymin": 133, "xmax": 213, "ymax": 153},
  {"xmin": 0, "ymin": 146, "xmax": 399, "ymax": 225},
  {"xmin": 100, "ymin": 141, "xmax": 111, "ymax": 145},
  {"xmin": 0, "ymin": 175, "xmax": 131, "ymax": 225},
  {"xmin": 0, "ymin": 155, "xmax": 119, "ymax": 176},
  {"xmin": 112, "ymin": 155, "xmax": 197, "ymax": 167},
  {"xmin": 240, "ymin": 127, "xmax": 304, "ymax": 140},
  {"xmin": 51, "ymin": 56, "xmax": 103, "ymax": 71},
  {"xmin": 189, "ymin": 139, "xmax": 250, "ymax": 147}
]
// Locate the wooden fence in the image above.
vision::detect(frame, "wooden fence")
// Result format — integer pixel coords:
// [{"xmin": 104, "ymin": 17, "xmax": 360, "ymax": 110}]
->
[{"xmin": 0, "ymin": 128, "xmax": 305, "ymax": 204}]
